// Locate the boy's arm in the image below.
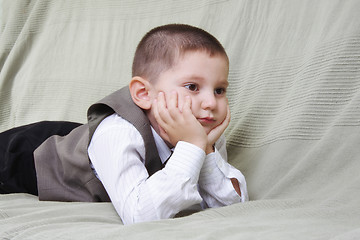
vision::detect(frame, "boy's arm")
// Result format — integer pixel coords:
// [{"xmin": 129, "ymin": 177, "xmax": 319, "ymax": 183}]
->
[
  {"xmin": 88, "ymin": 115, "xmax": 205, "ymax": 225},
  {"xmin": 198, "ymin": 135, "xmax": 248, "ymax": 207},
  {"xmin": 201, "ymin": 103, "xmax": 245, "ymax": 200}
]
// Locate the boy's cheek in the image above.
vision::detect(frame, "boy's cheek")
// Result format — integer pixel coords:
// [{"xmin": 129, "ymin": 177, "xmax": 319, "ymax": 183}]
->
[{"xmin": 148, "ymin": 90, "xmax": 160, "ymax": 105}]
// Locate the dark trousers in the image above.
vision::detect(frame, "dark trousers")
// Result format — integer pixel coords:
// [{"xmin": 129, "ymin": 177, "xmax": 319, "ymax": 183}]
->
[{"xmin": 0, "ymin": 121, "xmax": 81, "ymax": 195}]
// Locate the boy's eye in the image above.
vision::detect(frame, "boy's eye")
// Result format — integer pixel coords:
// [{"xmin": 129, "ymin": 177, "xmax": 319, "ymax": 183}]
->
[
  {"xmin": 184, "ymin": 83, "xmax": 199, "ymax": 92},
  {"xmin": 215, "ymin": 88, "xmax": 226, "ymax": 95}
]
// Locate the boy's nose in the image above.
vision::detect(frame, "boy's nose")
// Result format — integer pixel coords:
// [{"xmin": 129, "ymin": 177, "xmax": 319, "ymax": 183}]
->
[{"xmin": 200, "ymin": 92, "xmax": 217, "ymax": 110}]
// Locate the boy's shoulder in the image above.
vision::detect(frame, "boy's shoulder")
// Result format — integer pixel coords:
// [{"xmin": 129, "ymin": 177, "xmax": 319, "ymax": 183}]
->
[{"xmin": 92, "ymin": 113, "xmax": 143, "ymax": 140}]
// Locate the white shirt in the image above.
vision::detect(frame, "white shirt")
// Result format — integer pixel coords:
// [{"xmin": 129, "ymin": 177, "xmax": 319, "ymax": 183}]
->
[{"xmin": 88, "ymin": 113, "xmax": 248, "ymax": 224}]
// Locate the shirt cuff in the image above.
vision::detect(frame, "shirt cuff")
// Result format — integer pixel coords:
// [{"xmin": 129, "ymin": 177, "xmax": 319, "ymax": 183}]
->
[
  {"xmin": 199, "ymin": 148, "xmax": 248, "ymax": 203},
  {"xmin": 199, "ymin": 148, "xmax": 224, "ymax": 183}
]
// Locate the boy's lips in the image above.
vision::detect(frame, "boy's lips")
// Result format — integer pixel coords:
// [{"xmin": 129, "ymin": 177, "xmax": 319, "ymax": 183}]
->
[{"xmin": 197, "ymin": 117, "xmax": 216, "ymax": 124}]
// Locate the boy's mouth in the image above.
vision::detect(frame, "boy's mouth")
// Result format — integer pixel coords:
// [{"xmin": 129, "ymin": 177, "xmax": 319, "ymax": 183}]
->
[{"xmin": 197, "ymin": 117, "xmax": 216, "ymax": 125}]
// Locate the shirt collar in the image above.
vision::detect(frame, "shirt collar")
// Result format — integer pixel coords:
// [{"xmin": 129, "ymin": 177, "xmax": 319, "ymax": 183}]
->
[{"xmin": 151, "ymin": 127, "xmax": 173, "ymax": 164}]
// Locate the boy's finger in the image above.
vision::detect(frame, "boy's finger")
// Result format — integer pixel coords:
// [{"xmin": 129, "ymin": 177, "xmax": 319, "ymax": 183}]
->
[
  {"xmin": 156, "ymin": 92, "xmax": 172, "ymax": 124},
  {"xmin": 157, "ymin": 92, "xmax": 167, "ymax": 109},
  {"xmin": 217, "ymin": 105, "xmax": 231, "ymax": 130},
  {"xmin": 182, "ymin": 96, "xmax": 192, "ymax": 115},
  {"xmin": 168, "ymin": 91, "xmax": 179, "ymax": 117},
  {"xmin": 207, "ymin": 104, "xmax": 231, "ymax": 145},
  {"xmin": 152, "ymin": 99, "xmax": 162, "ymax": 124},
  {"xmin": 225, "ymin": 104, "xmax": 231, "ymax": 125}
]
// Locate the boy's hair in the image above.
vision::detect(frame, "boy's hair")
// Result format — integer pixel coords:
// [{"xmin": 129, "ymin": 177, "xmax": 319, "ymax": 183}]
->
[{"xmin": 132, "ymin": 24, "xmax": 228, "ymax": 82}]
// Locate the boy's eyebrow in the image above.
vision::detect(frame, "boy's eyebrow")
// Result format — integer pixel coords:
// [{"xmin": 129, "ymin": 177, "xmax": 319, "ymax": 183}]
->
[
  {"xmin": 221, "ymin": 79, "xmax": 229, "ymax": 87},
  {"xmin": 180, "ymin": 74, "xmax": 204, "ymax": 81},
  {"xmin": 180, "ymin": 74, "xmax": 229, "ymax": 86}
]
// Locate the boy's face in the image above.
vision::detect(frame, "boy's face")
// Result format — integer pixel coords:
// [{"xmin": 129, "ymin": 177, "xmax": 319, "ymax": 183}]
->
[{"xmin": 147, "ymin": 51, "xmax": 229, "ymax": 136}]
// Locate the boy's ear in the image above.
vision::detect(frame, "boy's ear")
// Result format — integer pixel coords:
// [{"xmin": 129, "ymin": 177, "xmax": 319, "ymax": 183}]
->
[{"xmin": 129, "ymin": 76, "xmax": 152, "ymax": 110}]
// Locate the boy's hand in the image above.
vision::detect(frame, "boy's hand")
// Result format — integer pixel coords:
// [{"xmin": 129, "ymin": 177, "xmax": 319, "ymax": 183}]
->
[
  {"xmin": 205, "ymin": 104, "xmax": 231, "ymax": 154},
  {"xmin": 152, "ymin": 91, "xmax": 208, "ymax": 150}
]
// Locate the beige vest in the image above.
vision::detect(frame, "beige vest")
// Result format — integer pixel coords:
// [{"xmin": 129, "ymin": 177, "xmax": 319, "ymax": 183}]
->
[{"xmin": 34, "ymin": 87, "xmax": 162, "ymax": 202}]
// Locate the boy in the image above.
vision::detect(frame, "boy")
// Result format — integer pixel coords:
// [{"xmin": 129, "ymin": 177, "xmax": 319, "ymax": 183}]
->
[{"xmin": 0, "ymin": 24, "xmax": 248, "ymax": 224}]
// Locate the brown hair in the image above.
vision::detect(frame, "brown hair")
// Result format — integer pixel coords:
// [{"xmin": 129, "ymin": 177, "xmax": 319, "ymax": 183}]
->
[{"xmin": 132, "ymin": 24, "xmax": 228, "ymax": 82}]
